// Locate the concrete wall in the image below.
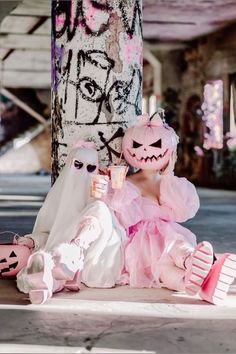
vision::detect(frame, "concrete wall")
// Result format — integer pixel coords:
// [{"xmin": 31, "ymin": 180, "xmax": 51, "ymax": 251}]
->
[
  {"xmin": 180, "ymin": 25, "xmax": 236, "ymax": 125},
  {"xmin": 143, "ymin": 24, "xmax": 236, "ymax": 187}
]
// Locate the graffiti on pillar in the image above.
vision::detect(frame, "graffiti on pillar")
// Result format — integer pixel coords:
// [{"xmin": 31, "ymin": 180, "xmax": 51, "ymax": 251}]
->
[
  {"xmin": 51, "ymin": 137, "xmax": 68, "ymax": 183},
  {"xmin": 119, "ymin": 0, "xmax": 142, "ymax": 37},
  {"xmin": 72, "ymin": 49, "xmax": 114, "ymax": 123},
  {"xmin": 51, "ymin": 42, "xmax": 65, "ymax": 91},
  {"xmin": 79, "ymin": 0, "xmax": 112, "ymax": 36},
  {"xmin": 52, "ymin": 0, "xmax": 142, "ymax": 40},
  {"xmin": 52, "ymin": 0, "xmax": 142, "ymax": 176},
  {"xmin": 106, "ymin": 66, "xmax": 142, "ymax": 117},
  {"xmin": 98, "ymin": 127, "xmax": 124, "ymax": 161},
  {"xmin": 54, "ymin": 49, "xmax": 141, "ymax": 124},
  {"xmin": 51, "ymin": 91, "xmax": 67, "ymax": 182}
]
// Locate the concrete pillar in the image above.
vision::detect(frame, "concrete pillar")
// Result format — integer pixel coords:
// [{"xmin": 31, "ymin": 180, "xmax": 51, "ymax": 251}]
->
[{"xmin": 51, "ymin": 0, "xmax": 142, "ymax": 180}]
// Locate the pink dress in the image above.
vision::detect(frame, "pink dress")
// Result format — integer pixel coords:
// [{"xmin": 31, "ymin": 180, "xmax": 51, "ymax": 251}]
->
[{"xmin": 105, "ymin": 174, "xmax": 200, "ymax": 289}]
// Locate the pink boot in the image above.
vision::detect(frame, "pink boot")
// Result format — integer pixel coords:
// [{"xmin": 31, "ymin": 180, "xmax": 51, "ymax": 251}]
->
[
  {"xmin": 64, "ymin": 271, "xmax": 81, "ymax": 292},
  {"xmin": 185, "ymin": 241, "xmax": 214, "ymax": 295},
  {"xmin": 199, "ymin": 253, "xmax": 236, "ymax": 305}
]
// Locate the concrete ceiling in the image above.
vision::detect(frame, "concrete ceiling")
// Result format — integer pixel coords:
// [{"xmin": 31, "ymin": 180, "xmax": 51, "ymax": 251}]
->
[
  {"xmin": 0, "ymin": 1, "xmax": 21, "ymax": 23},
  {"xmin": 0, "ymin": 0, "xmax": 50, "ymax": 88},
  {"xmin": 0, "ymin": 0, "xmax": 236, "ymax": 88},
  {"xmin": 143, "ymin": 0, "xmax": 236, "ymax": 41}
]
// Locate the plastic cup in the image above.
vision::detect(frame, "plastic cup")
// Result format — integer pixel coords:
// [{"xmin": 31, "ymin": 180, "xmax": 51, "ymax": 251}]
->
[
  {"xmin": 90, "ymin": 174, "xmax": 108, "ymax": 198},
  {"xmin": 109, "ymin": 165, "xmax": 128, "ymax": 189}
]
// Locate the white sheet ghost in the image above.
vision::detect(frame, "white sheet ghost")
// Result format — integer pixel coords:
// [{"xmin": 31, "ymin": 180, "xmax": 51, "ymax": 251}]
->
[
  {"xmin": 28, "ymin": 142, "xmax": 98, "ymax": 251},
  {"xmin": 17, "ymin": 142, "xmax": 126, "ymax": 293}
]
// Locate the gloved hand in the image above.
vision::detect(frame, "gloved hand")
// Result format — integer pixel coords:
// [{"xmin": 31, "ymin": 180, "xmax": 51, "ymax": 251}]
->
[
  {"xmin": 91, "ymin": 174, "xmax": 109, "ymax": 198},
  {"xmin": 14, "ymin": 235, "xmax": 35, "ymax": 249}
]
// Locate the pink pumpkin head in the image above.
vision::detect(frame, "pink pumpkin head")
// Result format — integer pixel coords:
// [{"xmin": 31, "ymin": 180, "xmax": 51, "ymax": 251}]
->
[
  {"xmin": 122, "ymin": 112, "xmax": 179, "ymax": 170},
  {"xmin": 0, "ymin": 245, "xmax": 31, "ymax": 277}
]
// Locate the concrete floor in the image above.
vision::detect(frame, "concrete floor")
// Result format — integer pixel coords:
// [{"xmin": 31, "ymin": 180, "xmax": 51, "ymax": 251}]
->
[{"xmin": 0, "ymin": 175, "xmax": 236, "ymax": 354}]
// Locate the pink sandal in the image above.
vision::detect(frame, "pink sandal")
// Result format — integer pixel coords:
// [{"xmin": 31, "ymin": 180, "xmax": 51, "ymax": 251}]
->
[
  {"xmin": 199, "ymin": 253, "xmax": 236, "ymax": 305},
  {"xmin": 26, "ymin": 252, "xmax": 54, "ymax": 304},
  {"xmin": 185, "ymin": 241, "xmax": 214, "ymax": 295}
]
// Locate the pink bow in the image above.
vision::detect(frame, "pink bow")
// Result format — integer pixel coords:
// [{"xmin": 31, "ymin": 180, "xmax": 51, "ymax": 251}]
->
[
  {"xmin": 73, "ymin": 139, "xmax": 95, "ymax": 149},
  {"xmin": 136, "ymin": 112, "xmax": 163, "ymax": 127}
]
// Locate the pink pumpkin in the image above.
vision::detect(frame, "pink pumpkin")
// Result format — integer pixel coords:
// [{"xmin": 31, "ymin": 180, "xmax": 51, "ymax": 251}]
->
[
  {"xmin": 0, "ymin": 245, "xmax": 31, "ymax": 277},
  {"xmin": 122, "ymin": 112, "xmax": 179, "ymax": 170}
]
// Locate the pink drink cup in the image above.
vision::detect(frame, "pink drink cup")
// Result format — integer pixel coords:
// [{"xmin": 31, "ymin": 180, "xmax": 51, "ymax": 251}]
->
[
  {"xmin": 90, "ymin": 174, "xmax": 109, "ymax": 198},
  {"xmin": 109, "ymin": 165, "xmax": 128, "ymax": 189}
]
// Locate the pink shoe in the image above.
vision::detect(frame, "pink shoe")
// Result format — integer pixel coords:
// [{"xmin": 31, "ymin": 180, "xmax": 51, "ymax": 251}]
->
[
  {"xmin": 26, "ymin": 252, "xmax": 54, "ymax": 304},
  {"xmin": 65, "ymin": 270, "xmax": 81, "ymax": 292},
  {"xmin": 185, "ymin": 241, "xmax": 214, "ymax": 295},
  {"xmin": 52, "ymin": 243, "xmax": 83, "ymax": 282},
  {"xmin": 199, "ymin": 253, "xmax": 236, "ymax": 305}
]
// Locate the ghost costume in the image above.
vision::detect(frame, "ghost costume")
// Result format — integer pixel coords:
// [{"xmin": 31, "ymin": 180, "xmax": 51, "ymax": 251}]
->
[{"xmin": 17, "ymin": 144, "xmax": 125, "ymax": 296}]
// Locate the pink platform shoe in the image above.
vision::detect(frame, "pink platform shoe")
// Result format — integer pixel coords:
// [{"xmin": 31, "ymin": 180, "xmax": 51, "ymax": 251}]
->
[
  {"xmin": 52, "ymin": 243, "xmax": 83, "ymax": 287},
  {"xmin": 26, "ymin": 252, "xmax": 54, "ymax": 304},
  {"xmin": 185, "ymin": 241, "xmax": 214, "ymax": 296},
  {"xmin": 199, "ymin": 253, "xmax": 236, "ymax": 305}
]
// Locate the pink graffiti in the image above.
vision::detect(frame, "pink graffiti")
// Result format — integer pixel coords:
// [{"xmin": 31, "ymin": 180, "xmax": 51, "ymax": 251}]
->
[
  {"xmin": 55, "ymin": 0, "xmax": 108, "ymax": 33},
  {"xmin": 55, "ymin": 16, "xmax": 64, "ymax": 27},
  {"xmin": 55, "ymin": 1, "xmax": 75, "ymax": 29},
  {"xmin": 53, "ymin": 0, "xmax": 141, "ymax": 39},
  {"xmin": 85, "ymin": 1, "xmax": 97, "ymax": 30},
  {"xmin": 124, "ymin": 41, "xmax": 142, "ymax": 65}
]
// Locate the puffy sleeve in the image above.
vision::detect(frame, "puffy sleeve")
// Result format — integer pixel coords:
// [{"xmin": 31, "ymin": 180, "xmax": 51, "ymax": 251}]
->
[
  {"xmin": 159, "ymin": 174, "xmax": 200, "ymax": 222},
  {"xmin": 103, "ymin": 181, "xmax": 143, "ymax": 230}
]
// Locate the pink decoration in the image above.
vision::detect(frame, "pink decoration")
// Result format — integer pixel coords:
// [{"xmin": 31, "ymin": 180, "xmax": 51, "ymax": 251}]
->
[
  {"xmin": 201, "ymin": 80, "xmax": 223, "ymax": 150},
  {"xmin": 122, "ymin": 112, "xmax": 179, "ymax": 170},
  {"xmin": 0, "ymin": 245, "xmax": 31, "ymax": 277}
]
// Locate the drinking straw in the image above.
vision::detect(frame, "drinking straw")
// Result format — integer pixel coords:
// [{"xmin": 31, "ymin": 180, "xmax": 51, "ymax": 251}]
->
[{"xmin": 117, "ymin": 151, "xmax": 123, "ymax": 165}]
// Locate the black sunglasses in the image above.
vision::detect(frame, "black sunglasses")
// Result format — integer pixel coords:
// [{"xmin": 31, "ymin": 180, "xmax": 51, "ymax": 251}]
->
[{"xmin": 74, "ymin": 159, "xmax": 97, "ymax": 173}]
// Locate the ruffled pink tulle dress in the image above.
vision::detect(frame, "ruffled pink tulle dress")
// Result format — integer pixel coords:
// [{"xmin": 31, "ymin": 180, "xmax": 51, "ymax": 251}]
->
[{"xmin": 105, "ymin": 174, "xmax": 200, "ymax": 288}]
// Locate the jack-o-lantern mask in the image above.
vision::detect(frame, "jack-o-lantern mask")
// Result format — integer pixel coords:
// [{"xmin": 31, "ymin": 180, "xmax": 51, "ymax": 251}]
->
[
  {"xmin": 0, "ymin": 245, "xmax": 30, "ymax": 277},
  {"xmin": 122, "ymin": 112, "xmax": 179, "ymax": 170}
]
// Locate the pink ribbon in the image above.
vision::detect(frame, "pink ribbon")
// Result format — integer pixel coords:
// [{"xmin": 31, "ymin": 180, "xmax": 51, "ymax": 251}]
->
[{"xmin": 136, "ymin": 112, "xmax": 163, "ymax": 127}]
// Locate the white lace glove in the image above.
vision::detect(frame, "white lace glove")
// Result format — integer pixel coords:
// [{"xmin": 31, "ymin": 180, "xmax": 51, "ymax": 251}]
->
[{"xmin": 14, "ymin": 235, "xmax": 35, "ymax": 249}]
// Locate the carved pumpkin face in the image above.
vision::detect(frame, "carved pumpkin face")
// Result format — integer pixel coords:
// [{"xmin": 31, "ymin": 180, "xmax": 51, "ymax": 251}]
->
[
  {"xmin": 0, "ymin": 245, "xmax": 30, "ymax": 277},
  {"xmin": 122, "ymin": 113, "xmax": 178, "ymax": 170}
]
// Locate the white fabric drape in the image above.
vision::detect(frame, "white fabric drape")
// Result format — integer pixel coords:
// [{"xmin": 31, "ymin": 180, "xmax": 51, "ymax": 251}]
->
[
  {"xmin": 31, "ymin": 146, "xmax": 98, "ymax": 251},
  {"xmin": 17, "ymin": 145, "xmax": 126, "ymax": 291}
]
